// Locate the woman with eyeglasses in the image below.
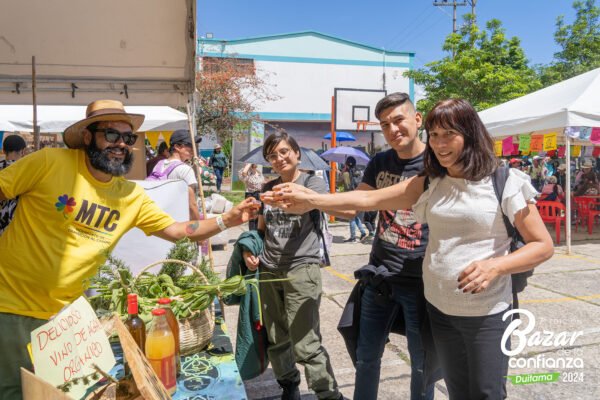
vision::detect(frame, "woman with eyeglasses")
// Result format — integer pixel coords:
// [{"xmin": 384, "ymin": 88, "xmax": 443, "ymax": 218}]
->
[
  {"xmin": 267, "ymin": 100, "xmax": 554, "ymax": 400},
  {"xmin": 242, "ymin": 131, "xmax": 346, "ymax": 400}
]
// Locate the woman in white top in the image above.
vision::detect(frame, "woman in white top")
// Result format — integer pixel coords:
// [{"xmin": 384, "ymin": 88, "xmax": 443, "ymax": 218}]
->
[
  {"xmin": 239, "ymin": 163, "xmax": 265, "ymax": 230},
  {"xmin": 265, "ymin": 99, "xmax": 554, "ymax": 400}
]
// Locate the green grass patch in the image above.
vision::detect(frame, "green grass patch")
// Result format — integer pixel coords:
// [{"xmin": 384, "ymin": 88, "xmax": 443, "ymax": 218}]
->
[{"xmin": 218, "ymin": 191, "xmax": 246, "ymax": 205}]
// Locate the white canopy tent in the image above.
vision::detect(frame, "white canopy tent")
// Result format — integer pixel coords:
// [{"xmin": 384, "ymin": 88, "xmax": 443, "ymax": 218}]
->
[
  {"xmin": 0, "ymin": 0, "xmax": 198, "ymax": 176},
  {"xmin": 0, "ymin": 105, "xmax": 189, "ymax": 134},
  {"xmin": 0, "ymin": 0, "xmax": 196, "ymax": 107},
  {"xmin": 479, "ymin": 67, "xmax": 600, "ymax": 253}
]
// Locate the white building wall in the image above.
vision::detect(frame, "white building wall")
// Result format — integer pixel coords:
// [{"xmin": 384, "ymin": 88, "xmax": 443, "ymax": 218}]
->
[
  {"xmin": 255, "ymin": 60, "xmax": 410, "ymax": 117},
  {"xmin": 198, "ymin": 32, "xmax": 414, "ymax": 121}
]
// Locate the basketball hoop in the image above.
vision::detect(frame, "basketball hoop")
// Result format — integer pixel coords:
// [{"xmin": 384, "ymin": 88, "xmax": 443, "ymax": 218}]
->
[{"xmin": 356, "ymin": 120, "xmax": 380, "ymax": 132}]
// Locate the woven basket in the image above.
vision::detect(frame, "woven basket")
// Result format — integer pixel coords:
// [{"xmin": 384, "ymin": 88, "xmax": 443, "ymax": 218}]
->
[{"xmin": 134, "ymin": 259, "xmax": 215, "ymax": 355}]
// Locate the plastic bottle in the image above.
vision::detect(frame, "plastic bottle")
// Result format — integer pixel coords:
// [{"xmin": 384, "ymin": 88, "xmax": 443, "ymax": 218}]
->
[
  {"xmin": 145, "ymin": 308, "xmax": 177, "ymax": 395},
  {"xmin": 158, "ymin": 298, "xmax": 181, "ymax": 375}
]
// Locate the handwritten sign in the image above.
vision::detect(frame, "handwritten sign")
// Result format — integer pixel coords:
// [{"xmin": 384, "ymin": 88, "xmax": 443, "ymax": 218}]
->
[
  {"xmin": 31, "ymin": 297, "xmax": 116, "ymax": 399},
  {"xmin": 494, "ymin": 141, "xmax": 502, "ymax": 157},
  {"xmin": 530, "ymin": 135, "xmax": 544, "ymax": 152},
  {"xmin": 502, "ymin": 136, "xmax": 513, "ymax": 156},
  {"xmin": 518, "ymin": 135, "xmax": 531, "ymax": 152},
  {"xmin": 543, "ymin": 132, "xmax": 557, "ymax": 151}
]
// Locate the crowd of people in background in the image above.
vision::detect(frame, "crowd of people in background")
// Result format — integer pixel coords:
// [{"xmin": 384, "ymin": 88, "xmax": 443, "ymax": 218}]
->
[{"xmin": 504, "ymin": 155, "xmax": 599, "ymax": 200}]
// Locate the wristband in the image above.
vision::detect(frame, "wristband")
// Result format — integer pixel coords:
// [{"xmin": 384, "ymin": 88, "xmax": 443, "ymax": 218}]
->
[{"xmin": 216, "ymin": 215, "xmax": 227, "ymax": 231}]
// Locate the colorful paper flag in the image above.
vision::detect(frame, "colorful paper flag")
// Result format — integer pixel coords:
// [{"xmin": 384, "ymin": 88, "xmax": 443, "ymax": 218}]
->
[
  {"xmin": 571, "ymin": 145, "xmax": 581, "ymax": 157},
  {"xmin": 502, "ymin": 137, "xmax": 514, "ymax": 156},
  {"xmin": 593, "ymin": 147, "xmax": 600, "ymax": 157},
  {"xmin": 161, "ymin": 131, "xmax": 173, "ymax": 145},
  {"xmin": 543, "ymin": 132, "xmax": 557, "ymax": 151},
  {"xmin": 584, "ymin": 146, "xmax": 594, "ymax": 157},
  {"xmin": 494, "ymin": 141, "xmax": 502, "ymax": 157},
  {"xmin": 518, "ymin": 135, "xmax": 531, "ymax": 152},
  {"xmin": 512, "ymin": 143, "xmax": 520, "ymax": 155},
  {"xmin": 146, "ymin": 131, "xmax": 160, "ymax": 149},
  {"xmin": 564, "ymin": 126, "xmax": 581, "ymax": 139},
  {"xmin": 530, "ymin": 135, "xmax": 544, "ymax": 151},
  {"xmin": 591, "ymin": 127, "xmax": 600, "ymax": 144},
  {"xmin": 580, "ymin": 127, "xmax": 592, "ymax": 140},
  {"xmin": 557, "ymin": 146, "xmax": 566, "ymax": 158}
]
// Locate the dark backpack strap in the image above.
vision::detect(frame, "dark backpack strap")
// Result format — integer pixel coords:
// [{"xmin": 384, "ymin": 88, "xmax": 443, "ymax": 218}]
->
[
  {"xmin": 306, "ymin": 174, "xmax": 331, "ymax": 265},
  {"xmin": 492, "ymin": 166, "xmax": 516, "ymax": 239}
]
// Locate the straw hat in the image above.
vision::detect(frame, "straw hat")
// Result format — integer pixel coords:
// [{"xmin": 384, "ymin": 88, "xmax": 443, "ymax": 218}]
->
[
  {"xmin": 62, "ymin": 100, "xmax": 145, "ymax": 149},
  {"xmin": 582, "ymin": 160, "xmax": 593, "ymax": 169}
]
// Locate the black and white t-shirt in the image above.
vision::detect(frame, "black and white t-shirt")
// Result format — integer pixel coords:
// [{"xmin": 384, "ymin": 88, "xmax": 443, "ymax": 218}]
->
[
  {"xmin": 362, "ymin": 149, "xmax": 429, "ymax": 281},
  {"xmin": 259, "ymin": 173, "xmax": 328, "ymax": 270}
]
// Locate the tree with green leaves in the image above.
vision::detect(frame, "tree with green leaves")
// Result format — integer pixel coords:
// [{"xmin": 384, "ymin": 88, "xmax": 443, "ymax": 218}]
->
[
  {"xmin": 539, "ymin": 0, "xmax": 600, "ymax": 86},
  {"xmin": 406, "ymin": 16, "xmax": 541, "ymax": 115},
  {"xmin": 196, "ymin": 56, "xmax": 279, "ymax": 143}
]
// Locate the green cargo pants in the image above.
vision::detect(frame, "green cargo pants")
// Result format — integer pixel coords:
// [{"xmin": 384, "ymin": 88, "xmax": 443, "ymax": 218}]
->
[
  {"xmin": 0, "ymin": 312, "xmax": 47, "ymax": 400},
  {"xmin": 260, "ymin": 263, "xmax": 340, "ymax": 400}
]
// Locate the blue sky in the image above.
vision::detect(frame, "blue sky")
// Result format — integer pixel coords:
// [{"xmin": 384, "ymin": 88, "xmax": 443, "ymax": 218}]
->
[{"xmin": 197, "ymin": 0, "xmax": 579, "ymax": 69}]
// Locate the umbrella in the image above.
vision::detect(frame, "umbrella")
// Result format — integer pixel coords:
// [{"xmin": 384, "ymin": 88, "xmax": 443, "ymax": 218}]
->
[
  {"xmin": 323, "ymin": 131, "xmax": 356, "ymax": 142},
  {"xmin": 239, "ymin": 146, "xmax": 330, "ymax": 171},
  {"xmin": 320, "ymin": 146, "xmax": 370, "ymax": 165}
]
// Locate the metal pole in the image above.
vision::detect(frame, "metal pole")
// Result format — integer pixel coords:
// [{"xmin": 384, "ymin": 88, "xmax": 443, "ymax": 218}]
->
[
  {"xmin": 32, "ymin": 56, "xmax": 40, "ymax": 150},
  {"xmin": 565, "ymin": 133, "xmax": 572, "ymax": 254},
  {"xmin": 453, "ymin": 1, "xmax": 457, "ymax": 33},
  {"xmin": 329, "ymin": 96, "xmax": 337, "ymax": 194}
]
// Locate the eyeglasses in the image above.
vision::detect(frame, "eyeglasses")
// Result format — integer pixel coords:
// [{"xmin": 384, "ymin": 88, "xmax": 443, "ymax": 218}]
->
[
  {"xmin": 93, "ymin": 128, "xmax": 138, "ymax": 146},
  {"xmin": 266, "ymin": 147, "xmax": 291, "ymax": 163}
]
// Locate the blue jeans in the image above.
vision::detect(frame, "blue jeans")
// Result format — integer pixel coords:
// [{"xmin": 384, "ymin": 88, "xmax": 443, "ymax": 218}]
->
[
  {"xmin": 355, "ymin": 283, "xmax": 434, "ymax": 400},
  {"xmin": 349, "ymin": 215, "xmax": 366, "ymax": 239},
  {"xmin": 214, "ymin": 167, "xmax": 224, "ymax": 191}
]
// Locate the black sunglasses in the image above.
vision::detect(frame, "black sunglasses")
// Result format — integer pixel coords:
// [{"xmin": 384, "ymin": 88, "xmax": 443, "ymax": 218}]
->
[{"xmin": 93, "ymin": 128, "xmax": 138, "ymax": 146}]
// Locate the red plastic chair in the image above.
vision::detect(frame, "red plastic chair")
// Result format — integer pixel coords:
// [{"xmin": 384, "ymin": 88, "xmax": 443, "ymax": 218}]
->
[
  {"xmin": 573, "ymin": 197, "xmax": 600, "ymax": 234},
  {"xmin": 536, "ymin": 201, "xmax": 566, "ymax": 244}
]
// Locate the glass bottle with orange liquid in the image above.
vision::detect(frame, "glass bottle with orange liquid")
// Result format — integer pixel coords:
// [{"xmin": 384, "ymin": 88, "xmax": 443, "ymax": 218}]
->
[
  {"xmin": 158, "ymin": 298, "xmax": 181, "ymax": 376},
  {"xmin": 145, "ymin": 308, "xmax": 177, "ymax": 395}
]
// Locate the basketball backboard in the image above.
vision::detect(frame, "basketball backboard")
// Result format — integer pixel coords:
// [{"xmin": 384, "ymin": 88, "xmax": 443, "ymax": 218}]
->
[{"xmin": 334, "ymin": 88, "xmax": 387, "ymax": 132}]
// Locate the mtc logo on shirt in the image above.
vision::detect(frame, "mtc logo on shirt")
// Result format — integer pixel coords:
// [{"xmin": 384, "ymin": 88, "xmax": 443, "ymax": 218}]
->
[{"xmin": 55, "ymin": 194, "xmax": 120, "ymax": 233}]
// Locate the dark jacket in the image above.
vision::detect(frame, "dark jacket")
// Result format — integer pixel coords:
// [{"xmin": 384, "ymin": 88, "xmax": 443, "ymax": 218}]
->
[
  {"xmin": 337, "ymin": 264, "xmax": 442, "ymax": 387},
  {"xmin": 224, "ymin": 231, "xmax": 269, "ymax": 380}
]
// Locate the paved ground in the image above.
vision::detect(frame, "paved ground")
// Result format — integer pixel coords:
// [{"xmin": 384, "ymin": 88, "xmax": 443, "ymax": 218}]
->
[{"xmin": 209, "ymin": 219, "xmax": 600, "ymax": 400}]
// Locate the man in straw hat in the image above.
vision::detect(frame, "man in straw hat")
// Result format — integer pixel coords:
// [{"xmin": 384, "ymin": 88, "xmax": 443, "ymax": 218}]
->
[{"xmin": 0, "ymin": 99, "xmax": 259, "ymax": 398}]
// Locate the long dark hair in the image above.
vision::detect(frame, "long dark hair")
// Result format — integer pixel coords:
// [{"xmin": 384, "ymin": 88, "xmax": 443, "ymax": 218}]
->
[{"xmin": 423, "ymin": 98, "xmax": 497, "ymax": 181}]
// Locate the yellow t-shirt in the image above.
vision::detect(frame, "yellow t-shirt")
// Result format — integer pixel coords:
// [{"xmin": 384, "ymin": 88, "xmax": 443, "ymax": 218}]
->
[{"xmin": 0, "ymin": 148, "xmax": 175, "ymax": 319}]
